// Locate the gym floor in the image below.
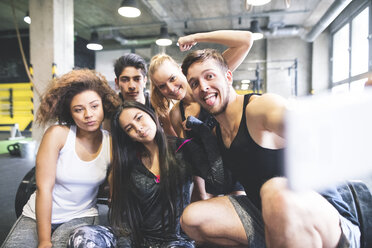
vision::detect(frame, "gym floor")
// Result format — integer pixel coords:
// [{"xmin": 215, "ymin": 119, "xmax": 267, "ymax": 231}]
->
[{"xmin": 0, "ymin": 132, "xmax": 372, "ymax": 245}]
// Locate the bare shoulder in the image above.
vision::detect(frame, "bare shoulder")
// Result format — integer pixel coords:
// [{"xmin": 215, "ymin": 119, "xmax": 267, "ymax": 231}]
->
[
  {"xmin": 41, "ymin": 125, "xmax": 70, "ymax": 150},
  {"xmin": 249, "ymin": 93, "xmax": 286, "ymax": 105},
  {"xmin": 245, "ymin": 93, "xmax": 287, "ymax": 143},
  {"xmin": 44, "ymin": 125, "xmax": 69, "ymax": 136},
  {"xmin": 246, "ymin": 93, "xmax": 287, "ymax": 116}
]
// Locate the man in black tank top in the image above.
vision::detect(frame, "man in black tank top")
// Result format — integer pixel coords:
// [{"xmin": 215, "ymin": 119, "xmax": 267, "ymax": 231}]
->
[{"xmin": 178, "ymin": 48, "xmax": 360, "ymax": 247}]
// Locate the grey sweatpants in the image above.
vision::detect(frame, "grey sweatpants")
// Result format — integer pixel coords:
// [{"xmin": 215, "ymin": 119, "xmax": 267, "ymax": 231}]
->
[{"xmin": 1, "ymin": 215, "xmax": 99, "ymax": 248}]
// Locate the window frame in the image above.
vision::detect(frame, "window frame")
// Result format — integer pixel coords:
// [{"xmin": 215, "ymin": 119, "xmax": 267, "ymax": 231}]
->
[{"xmin": 329, "ymin": 0, "xmax": 371, "ymax": 91}]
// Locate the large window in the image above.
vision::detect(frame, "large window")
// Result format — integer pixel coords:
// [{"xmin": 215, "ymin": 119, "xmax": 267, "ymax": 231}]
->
[
  {"xmin": 351, "ymin": 7, "xmax": 369, "ymax": 77},
  {"xmin": 332, "ymin": 24, "xmax": 350, "ymax": 83},
  {"xmin": 331, "ymin": 4, "xmax": 371, "ymax": 94}
]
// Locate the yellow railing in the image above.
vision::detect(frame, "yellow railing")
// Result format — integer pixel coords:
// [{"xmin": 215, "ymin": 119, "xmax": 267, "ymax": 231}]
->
[{"xmin": 0, "ymin": 82, "xmax": 33, "ymax": 131}]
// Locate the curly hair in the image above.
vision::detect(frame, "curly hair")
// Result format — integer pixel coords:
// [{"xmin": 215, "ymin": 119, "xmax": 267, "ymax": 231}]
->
[
  {"xmin": 148, "ymin": 54, "xmax": 178, "ymax": 117},
  {"xmin": 36, "ymin": 69, "xmax": 121, "ymax": 126}
]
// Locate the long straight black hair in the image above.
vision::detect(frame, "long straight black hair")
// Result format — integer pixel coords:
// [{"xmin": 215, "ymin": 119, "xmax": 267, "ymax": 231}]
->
[{"xmin": 109, "ymin": 101, "xmax": 186, "ymax": 245}]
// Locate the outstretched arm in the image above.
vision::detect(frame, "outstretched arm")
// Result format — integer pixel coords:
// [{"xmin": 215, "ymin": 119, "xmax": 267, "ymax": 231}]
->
[{"xmin": 177, "ymin": 30, "xmax": 253, "ymax": 72}]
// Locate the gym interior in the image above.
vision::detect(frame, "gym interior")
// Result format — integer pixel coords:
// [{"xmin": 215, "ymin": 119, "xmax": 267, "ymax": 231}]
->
[{"xmin": 0, "ymin": 0, "xmax": 372, "ymax": 246}]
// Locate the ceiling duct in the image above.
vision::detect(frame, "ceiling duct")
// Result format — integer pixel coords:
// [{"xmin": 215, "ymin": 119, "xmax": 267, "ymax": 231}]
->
[
  {"xmin": 264, "ymin": 26, "xmax": 303, "ymax": 38},
  {"xmin": 103, "ymin": 30, "xmax": 157, "ymax": 46},
  {"xmin": 112, "ymin": 35, "xmax": 156, "ymax": 46},
  {"xmin": 125, "ymin": 38, "xmax": 157, "ymax": 46},
  {"xmin": 112, "ymin": 35, "xmax": 128, "ymax": 45},
  {"xmin": 303, "ymin": 0, "xmax": 352, "ymax": 42}
]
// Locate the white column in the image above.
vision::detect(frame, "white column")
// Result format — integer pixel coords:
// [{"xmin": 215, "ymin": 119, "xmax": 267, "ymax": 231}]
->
[{"xmin": 30, "ymin": 0, "xmax": 74, "ymax": 142}]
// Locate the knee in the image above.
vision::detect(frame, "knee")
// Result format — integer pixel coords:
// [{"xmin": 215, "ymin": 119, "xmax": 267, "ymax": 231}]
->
[
  {"xmin": 260, "ymin": 177, "xmax": 289, "ymax": 205},
  {"xmin": 260, "ymin": 178, "xmax": 317, "ymax": 236},
  {"xmin": 260, "ymin": 177, "xmax": 287, "ymax": 198},
  {"xmin": 260, "ymin": 178, "xmax": 294, "ymax": 224},
  {"xmin": 180, "ymin": 202, "xmax": 204, "ymax": 230}
]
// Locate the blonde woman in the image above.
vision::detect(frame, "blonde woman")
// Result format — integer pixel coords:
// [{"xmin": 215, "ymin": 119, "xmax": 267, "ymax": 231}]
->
[{"xmin": 149, "ymin": 30, "xmax": 253, "ymax": 200}]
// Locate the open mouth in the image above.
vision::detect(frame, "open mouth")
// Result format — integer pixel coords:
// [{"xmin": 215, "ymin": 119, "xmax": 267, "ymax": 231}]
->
[{"xmin": 203, "ymin": 93, "xmax": 218, "ymax": 106}]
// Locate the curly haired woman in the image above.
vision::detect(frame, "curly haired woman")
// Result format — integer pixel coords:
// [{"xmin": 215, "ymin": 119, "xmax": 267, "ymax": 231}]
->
[{"xmin": 1, "ymin": 69, "xmax": 121, "ymax": 248}]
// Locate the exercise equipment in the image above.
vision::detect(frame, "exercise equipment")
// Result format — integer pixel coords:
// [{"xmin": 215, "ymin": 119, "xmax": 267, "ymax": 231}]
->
[
  {"xmin": 14, "ymin": 166, "xmax": 109, "ymax": 218},
  {"xmin": 236, "ymin": 59, "xmax": 298, "ymax": 96},
  {"xmin": 7, "ymin": 142, "xmax": 21, "ymax": 157},
  {"xmin": 15, "ymin": 167, "xmax": 36, "ymax": 217}
]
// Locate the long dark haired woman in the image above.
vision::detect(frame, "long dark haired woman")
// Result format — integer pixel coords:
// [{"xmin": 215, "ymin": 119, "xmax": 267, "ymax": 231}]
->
[{"xmin": 67, "ymin": 101, "xmax": 224, "ymax": 248}]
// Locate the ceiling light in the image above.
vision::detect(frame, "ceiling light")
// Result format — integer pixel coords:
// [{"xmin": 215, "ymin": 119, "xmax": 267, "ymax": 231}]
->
[
  {"xmin": 241, "ymin": 79, "xmax": 251, "ymax": 84},
  {"xmin": 246, "ymin": 0, "xmax": 271, "ymax": 6},
  {"xmin": 250, "ymin": 20, "xmax": 264, "ymax": 40},
  {"xmin": 86, "ymin": 31, "xmax": 103, "ymax": 51},
  {"xmin": 156, "ymin": 26, "xmax": 172, "ymax": 46},
  {"xmin": 118, "ymin": 0, "xmax": 141, "ymax": 18},
  {"xmin": 24, "ymin": 11, "xmax": 31, "ymax": 24}
]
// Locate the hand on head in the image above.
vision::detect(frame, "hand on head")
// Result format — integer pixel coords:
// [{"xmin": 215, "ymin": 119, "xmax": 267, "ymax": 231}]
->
[{"xmin": 177, "ymin": 35, "xmax": 197, "ymax": 52}]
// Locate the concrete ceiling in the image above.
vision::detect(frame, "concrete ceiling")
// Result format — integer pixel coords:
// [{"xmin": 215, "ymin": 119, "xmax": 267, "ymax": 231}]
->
[{"xmin": 0, "ymin": 0, "xmax": 337, "ymax": 49}]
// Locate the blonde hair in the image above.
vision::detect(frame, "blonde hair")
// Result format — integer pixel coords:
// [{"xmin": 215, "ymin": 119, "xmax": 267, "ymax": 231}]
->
[{"xmin": 148, "ymin": 54, "xmax": 179, "ymax": 117}]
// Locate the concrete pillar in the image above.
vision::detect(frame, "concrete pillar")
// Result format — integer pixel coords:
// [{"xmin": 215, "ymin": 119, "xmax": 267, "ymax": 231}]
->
[{"xmin": 29, "ymin": 0, "xmax": 74, "ymax": 142}]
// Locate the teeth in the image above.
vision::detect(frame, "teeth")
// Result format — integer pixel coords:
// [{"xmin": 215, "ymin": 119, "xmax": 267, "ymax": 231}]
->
[{"xmin": 204, "ymin": 93, "xmax": 215, "ymax": 100}]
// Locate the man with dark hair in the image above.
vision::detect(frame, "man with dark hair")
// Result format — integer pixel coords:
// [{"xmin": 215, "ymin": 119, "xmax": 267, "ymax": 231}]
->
[
  {"xmin": 114, "ymin": 53, "xmax": 150, "ymax": 107},
  {"xmin": 179, "ymin": 48, "xmax": 361, "ymax": 247},
  {"xmin": 113, "ymin": 53, "xmax": 175, "ymax": 135}
]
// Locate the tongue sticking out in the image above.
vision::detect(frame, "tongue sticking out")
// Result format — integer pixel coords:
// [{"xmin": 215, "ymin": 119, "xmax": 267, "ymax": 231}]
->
[{"xmin": 205, "ymin": 95, "xmax": 216, "ymax": 106}]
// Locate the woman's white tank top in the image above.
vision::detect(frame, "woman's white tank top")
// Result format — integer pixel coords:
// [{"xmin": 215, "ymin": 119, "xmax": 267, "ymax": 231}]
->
[{"xmin": 22, "ymin": 125, "xmax": 110, "ymax": 224}]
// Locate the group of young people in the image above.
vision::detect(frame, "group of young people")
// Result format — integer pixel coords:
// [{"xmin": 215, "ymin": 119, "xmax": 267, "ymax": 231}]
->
[{"xmin": 2, "ymin": 29, "xmax": 362, "ymax": 248}]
